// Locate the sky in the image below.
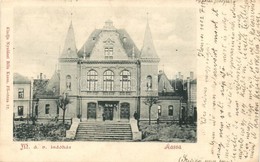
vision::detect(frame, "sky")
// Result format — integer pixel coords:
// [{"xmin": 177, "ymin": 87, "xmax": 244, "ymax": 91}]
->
[{"xmin": 14, "ymin": 5, "xmax": 197, "ymax": 80}]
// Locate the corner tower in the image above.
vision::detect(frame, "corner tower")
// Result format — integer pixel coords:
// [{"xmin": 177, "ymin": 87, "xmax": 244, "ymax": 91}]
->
[
  {"xmin": 140, "ymin": 18, "xmax": 160, "ymax": 97},
  {"xmin": 59, "ymin": 21, "xmax": 78, "ymax": 96}
]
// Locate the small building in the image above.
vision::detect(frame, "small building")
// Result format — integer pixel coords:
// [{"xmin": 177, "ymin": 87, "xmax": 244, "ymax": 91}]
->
[
  {"xmin": 32, "ymin": 72, "xmax": 60, "ymax": 120},
  {"xmin": 13, "ymin": 73, "xmax": 32, "ymax": 119}
]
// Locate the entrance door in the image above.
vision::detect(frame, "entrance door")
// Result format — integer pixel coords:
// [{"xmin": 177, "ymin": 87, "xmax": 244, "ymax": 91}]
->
[
  {"xmin": 104, "ymin": 106, "xmax": 113, "ymax": 120},
  {"xmin": 120, "ymin": 103, "xmax": 130, "ymax": 119},
  {"xmin": 87, "ymin": 102, "xmax": 96, "ymax": 119},
  {"xmin": 99, "ymin": 101, "xmax": 118, "ymax": 121}
]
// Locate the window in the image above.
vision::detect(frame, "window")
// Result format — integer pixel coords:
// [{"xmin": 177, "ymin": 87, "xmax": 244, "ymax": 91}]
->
[
  {"xmin": 18, "ymin": 88, "xmax": 24, "ymax": 98},
  {"xmin": 104, "ymin": 47, "xmax": 113, "ymax": 59},
  {"xmin": 35, "ymin": 105, "xmax": 38, "ymax": 116},
  {"xmin": 168, "ymin": 105, "xmax": 173, "ymax": 116},
  {"xmin": 120, "ymin": 70, "xmax": 131, "ymax": 91},
  {"xmin": 66, "ymin": 75, "xmax": 71, "ymax": 90},
  {"xmin": 45, "ymin": 104, "xmax": 50, "ymax": 114},
  {"xmin": 158, "ymin": 105, "xmax": 162, "ymax": 116},
  {"xmin": 147, "ymin": 75, "xmax": 152, "ymax": 90},
  {"xmin": 87, "ymin": 70, "xmax": 98, "ymax": 91},
  {"xmin": 103, "ymin": 70, "xmax": 114, "ymax": 91},
  {"xmin": 56, "ymin": 105, "xmax": 59, "ymax": 115},
  {"xmin": 18, "ymin": 106, "xmax": 24, "ymax": 116}
]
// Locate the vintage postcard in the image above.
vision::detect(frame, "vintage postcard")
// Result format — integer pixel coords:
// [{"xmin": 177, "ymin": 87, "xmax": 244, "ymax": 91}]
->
[{"xmin": 0, "ymin": 0, "xmax": 259, "ymax": 161}]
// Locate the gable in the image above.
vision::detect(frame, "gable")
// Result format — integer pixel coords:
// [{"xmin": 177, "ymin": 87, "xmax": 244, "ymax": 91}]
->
[
  {"xmin": 158, "ymin": 73, "xmax": 174, "ymax": 93},
  {"xmin": 77, "ymin": 29, "xmax": 140, "ymax": 59}
]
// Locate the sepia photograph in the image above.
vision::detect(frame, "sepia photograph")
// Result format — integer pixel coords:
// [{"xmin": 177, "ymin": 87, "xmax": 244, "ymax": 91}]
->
[
  {"xmin": 13, "ymin": 6, "xmax": 197, "ymax": 142},
  {"xmin": 1, "ymin": 0, "xmax": 259, "ymax": 161}
]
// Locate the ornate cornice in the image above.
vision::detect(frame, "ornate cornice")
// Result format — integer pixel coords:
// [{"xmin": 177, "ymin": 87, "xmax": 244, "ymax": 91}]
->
[
  {"xmin": 78, "ymin": 59, "xmax": 139, "ymax": 64},
  {"xmin": 140, "ymin": 58, "xmax": 160, "ymax": 63},
  {"xmin": 59, "ymin": 58, "xmax": 79, "ymax": 62}
]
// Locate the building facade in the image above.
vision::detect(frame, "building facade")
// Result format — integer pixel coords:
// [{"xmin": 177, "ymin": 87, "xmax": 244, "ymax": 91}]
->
[
  {"xmin": 32, "ymin": 20, "xmax": 195, "ymax": 122},
  {"xmin": 13, "ymin": 73, "xmax": 32, "ymax": 119}
]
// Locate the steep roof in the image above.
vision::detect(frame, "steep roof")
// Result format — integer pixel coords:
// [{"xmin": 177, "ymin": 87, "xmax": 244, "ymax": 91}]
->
[
  {"xmin": 77, "ymin": 29, "xmax": 102, "ymax": 58},
  {"xmin": 60, "ymin": 21, "xmax": 78, "ymax": 58},
  {"xmin": 117, "ymin": 29, "xmax": 141, "ymax": 58},
  {"xmin": 77, "ymin": 29, "xmax": 140, "ymax": 58},
  {"xmin": 158, "ymin": 71, "xmax": 174, "ymax": 93},
  {"xmin": 13, "ymin": 73, "xmax": 31, "ymax": 84},
  {"xmin": 140, "ymin": 21, "xmax": 158, "ymax": 58},
  {"xmin": 46, "ymin": 71, "xmax": 60, "ymax": 96}
]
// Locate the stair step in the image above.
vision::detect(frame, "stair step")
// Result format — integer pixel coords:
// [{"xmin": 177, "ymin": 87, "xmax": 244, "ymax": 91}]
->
[
  {"xmin": 76, "ymin": 133, "xmax": 132, "ymax": 135},
  {"xmin": 76, "ymin": 135, "xmax": 132, "ymax": 138},
  {"xmin": 75, "ymin": 122, "xmax": 132, "ymax": 141},
  {"xmin": 76, "ymin": 136, "xmax": 132, "ymax": 138}
]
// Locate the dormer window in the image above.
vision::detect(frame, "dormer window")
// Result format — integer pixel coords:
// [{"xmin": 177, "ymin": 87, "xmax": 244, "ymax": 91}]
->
[
  {"xmin": 123, "ymin": 37, "xmax": 127, "ymax": 42},
  {"xmin": 104, "ymin": 47, "xmax": 113, "ymax": 59},
  {"xmin": 52, "ymin": 87, "xmax": 56, "ymax": 93}
]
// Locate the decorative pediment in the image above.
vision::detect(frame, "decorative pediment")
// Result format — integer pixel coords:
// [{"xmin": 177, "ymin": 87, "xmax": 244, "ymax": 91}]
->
[{"xmin": 103, "ymin": 38, "xmax": 115, "ymax": 45}]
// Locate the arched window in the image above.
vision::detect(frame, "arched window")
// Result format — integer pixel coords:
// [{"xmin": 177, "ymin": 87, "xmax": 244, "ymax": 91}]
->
[
  {"xmin": 87, "ymin": 70, "xmax": 98, "ymax": 91},
  {"xmin": 103, "ymin": 70, "xmax": 114, "ymax": 91},
  {"xmin": 120, "ymin": 70, "xmax": 131, "ymax": 91},
  {"xmin": 66, "ymin": 75, "xmax": 71, "ymax": 90},
  {"xmin": 147, "ymin": 75, "xmax": 152, "ymax": 90},
  {"xmin": 168, "ymin": 105, "xmax": 173, "ymax": 116}
]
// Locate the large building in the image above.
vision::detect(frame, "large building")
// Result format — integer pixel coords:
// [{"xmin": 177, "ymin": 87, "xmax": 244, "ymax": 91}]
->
[{"xmin": 32, "ymin": 20, "xmax": 195, "ymax": 123}]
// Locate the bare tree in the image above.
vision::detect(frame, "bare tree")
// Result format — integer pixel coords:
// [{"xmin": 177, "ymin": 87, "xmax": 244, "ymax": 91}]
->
[
  {"xmin": 56, "ymin": 93, "xmax": 71, "ymax": 124},
  {"xmin": 143, "ymin": 96, "xmax": 160, "ymax": 125}
]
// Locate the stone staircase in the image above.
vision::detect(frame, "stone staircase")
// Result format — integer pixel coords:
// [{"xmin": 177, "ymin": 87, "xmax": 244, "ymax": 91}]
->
[{"xmin": 75, "ymin": 121, "xmax": 132, "ymax": 141}]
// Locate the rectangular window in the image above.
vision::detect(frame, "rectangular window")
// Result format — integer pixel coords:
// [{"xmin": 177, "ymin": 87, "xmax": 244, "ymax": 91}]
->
[
  {"xmin": 18, "ymin": 88, "xmax": 24, "ymax": 98},
  {"xmin": 45, "ymin": 104, "xmax": 50, "ymax": 114},
  {"xmin": 35, "ymin": 105, "xmax": 38, "ymax": 116},
  {"xmin": 168, "ymin": 105, "xmax": 173, "ymax": 116},
  {"xmin": 158, "ymin": 105, "xmax": 162, "ymax": 116},
  {"xmin": 56, "ymin": 105, "xmax": 59, "ymax": 115},
  {"xmin": 18, "ymin": 106, "xmax": 24, "ymax": 116},
  {"xmin": 104, "ymin": 47, "xmax": 113, "ymax": 59}
]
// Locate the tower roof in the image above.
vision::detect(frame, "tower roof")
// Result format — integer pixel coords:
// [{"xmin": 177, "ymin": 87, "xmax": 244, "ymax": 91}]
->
[
  {"xmin": 141, "ymin": 20, "xmax": 158, "ymax": 58},
  {"xmin": 60, "ymin": 21, "xmax": 78, "ymax": 58}
]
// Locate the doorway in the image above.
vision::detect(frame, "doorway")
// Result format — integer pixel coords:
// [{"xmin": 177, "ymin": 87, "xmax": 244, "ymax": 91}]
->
[
  {"xmin": 99, "ymin": 101, "xmax": 118, "ymax": 121},
  {"xmin": 87, "ymin": 102, "xmax": 97, "ymax": 119},
  {"xmin": 120, "ymin": 102, "xmax": 130, "ymax": 119}
]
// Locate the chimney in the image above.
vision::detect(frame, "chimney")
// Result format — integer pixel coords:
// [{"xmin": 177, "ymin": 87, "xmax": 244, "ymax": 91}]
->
[
  {"xmin": 40, "ymin": 73, "xmax": 43, "ymax": 80},
  {"xmin": 190, "ymin": 71, "xmax": 194, "ymax": 80},
  {"xmin": 175, "ymin": 74, "xmax": 178, "ymax": 90},
  {"xmin": 44, "ymin": 75, "xmax": 46, "ymax": 79},
  {"xmin": 180, "ymin": 75, "xmax": 183, "ymax": 80},
  {"xmin": 187, "ymin": 77, "xmax": 190, "ymax": 110},
  {"xmin": 178, "ymin": 72, "xmax": 181, "ymax": 79}
]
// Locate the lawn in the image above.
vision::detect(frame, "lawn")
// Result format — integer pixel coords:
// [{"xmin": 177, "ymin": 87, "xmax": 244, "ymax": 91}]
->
[
  {"xmin": 140, "ymin": 122, "xmax": 197, "ymax": 142},
  {"xmin": 13, "ymin": 122, "xmax": 71, "ymax": 141}
]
